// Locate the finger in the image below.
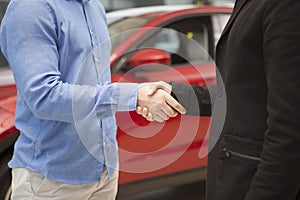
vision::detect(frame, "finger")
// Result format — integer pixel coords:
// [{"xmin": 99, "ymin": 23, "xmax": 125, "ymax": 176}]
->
[
  {"xmin": 152, "ymin": 107, "xmax": 169, "ymax": 121},
  {"xmin": 152, "ymin": 114, "xmax": 165, "ymax": 123},
  {"xmin": 147, "ymin": 112, "xmax": 154, "ymax": 121},
  {"xmin": 157, "ymin": 111, "xmax": 169, "ymax": 121},
  {"xmin": 160, "ymin": 102, "xmax": 178, "ymax": 117},
  {"xmin": 155, "ymin": 90, "xmax": 182, "ymax": 116},
  {"xmin": 136, "ymin": 106, "xmax": 142, "ymax": 114},
  {"xmin": 158, "ymin": 81, "xmax": 172, "ymax": 93},
  {"xmin": 141, "ymin": 107, "xmax": 149, "ymax": 118},
  {"xmin": 147, "ymin": 85, "xmax": 162, "ymax": 96},
  {"xmin": 165, "ymin": 95, "xmax": 187, "ymax": 114},
  {"xmin": 148, "ymin": 81, "xmax": 171, "ymax": 96}
]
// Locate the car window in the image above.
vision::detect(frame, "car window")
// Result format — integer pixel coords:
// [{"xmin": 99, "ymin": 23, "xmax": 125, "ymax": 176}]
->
[
  {"xmin": 0, "ymin": 0, "xmax": 9, "ymax": 21},
  {"xmin": 211, "ymin": 14, "xmax": 231, "ymax": 47},
  {"xmin": 0, "ymin": 0, "xmax": 9, "ymax": 68},
  {"xmin": 109, "ymin": 16, "xmax": 154, "ymax": 51},
  {"xmin": 138, "ymin": 16, "xmax": 212, "ymax": 66},
  {"xmin": 211, "ymin": 0, "xmax": 235, "ymax": 7},
  {"xmin": 147, "ymin": 28, "xmax": 181, "ymax": 53}
]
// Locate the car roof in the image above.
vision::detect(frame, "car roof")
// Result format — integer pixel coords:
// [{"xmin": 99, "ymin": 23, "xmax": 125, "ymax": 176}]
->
[
  {"xmin": 107, "ymin": 5, "xmax": 233, "ymax": 25},
  {"xmin": 106, "ymin": 5, "xmax": 197, "ymax": 24},
  {"xmin": 106, "ymin": 5, "xmax": 197, "ymax": 19}
]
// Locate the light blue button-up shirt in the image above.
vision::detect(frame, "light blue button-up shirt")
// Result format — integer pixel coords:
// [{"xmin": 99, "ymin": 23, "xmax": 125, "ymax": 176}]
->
[{"xmin": 0, "ymin": 0, "xmax": 138, "ymax": 185}]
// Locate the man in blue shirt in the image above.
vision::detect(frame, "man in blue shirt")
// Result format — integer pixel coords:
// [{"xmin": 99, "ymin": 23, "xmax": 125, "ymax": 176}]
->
[{"xmin": 0, "ymin": 0, "xmax": 185, "ymax": 199}]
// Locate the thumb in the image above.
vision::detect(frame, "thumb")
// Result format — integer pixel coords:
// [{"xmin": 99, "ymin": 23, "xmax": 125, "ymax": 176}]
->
[
  {"xmin": 147, "ymin": 84, "xmax": 162, "ymax": 96},
  {"xmin": 165, "ymin": 94, "xmax": 187, "ymax": 115},
  {"xmin": 148, "ymin": 81, "xmax": 171, "ymax": 96}
]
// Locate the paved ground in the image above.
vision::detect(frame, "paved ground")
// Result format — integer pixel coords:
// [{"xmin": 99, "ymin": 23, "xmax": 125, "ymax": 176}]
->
[{"xmin": 120, "ymin": 181, "xmax": 206, "ymax": 200}]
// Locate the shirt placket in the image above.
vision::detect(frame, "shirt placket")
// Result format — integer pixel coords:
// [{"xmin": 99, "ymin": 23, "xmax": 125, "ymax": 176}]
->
[
  {"xmin": 81, "ymin": 1, "xmax": 110, "ymax": 174},
  {"xmin": 81, "ymin": 3, "xmax": 98, "ymax": 47}
]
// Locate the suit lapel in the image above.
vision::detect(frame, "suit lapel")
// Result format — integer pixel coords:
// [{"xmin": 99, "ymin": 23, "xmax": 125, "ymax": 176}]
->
[{"xmin": 219, "ymin": 0, "xmax": 249, "ymax": 39}]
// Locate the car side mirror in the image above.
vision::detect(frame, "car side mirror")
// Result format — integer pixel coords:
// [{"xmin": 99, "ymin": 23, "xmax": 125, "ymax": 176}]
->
[{"xmin": 129, "ymin": 48, "xmax": 171, "ymax": 67}]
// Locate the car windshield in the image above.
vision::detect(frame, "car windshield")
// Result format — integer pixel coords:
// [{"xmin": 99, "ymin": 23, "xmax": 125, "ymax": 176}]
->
[{"xmin": 108, "ymin": 16, "xmax": 154, "ymax": 51}]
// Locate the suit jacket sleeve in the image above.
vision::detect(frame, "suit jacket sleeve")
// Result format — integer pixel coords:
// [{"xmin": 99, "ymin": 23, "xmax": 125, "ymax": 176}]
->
[
  {"xmin": 245, "ymin": 0, "xmax": 300, "ymax": 199},
  {"xmin": 170, "ymin": 81, "xmax": 212, "ymax": 116}
]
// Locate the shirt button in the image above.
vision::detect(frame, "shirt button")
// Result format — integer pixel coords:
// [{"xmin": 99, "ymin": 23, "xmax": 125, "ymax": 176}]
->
[{"xmin": 93, "ymin": 55, "xmax": 100, "ymax": 63}]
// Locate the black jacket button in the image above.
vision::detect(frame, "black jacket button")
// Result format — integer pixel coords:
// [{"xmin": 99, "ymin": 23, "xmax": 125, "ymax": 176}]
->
[{"xmin": 222, "ymin": 147, "xmax": 231, "ymax": 158}]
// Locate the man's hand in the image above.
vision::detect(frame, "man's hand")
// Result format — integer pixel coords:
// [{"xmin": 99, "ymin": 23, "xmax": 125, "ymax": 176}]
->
[{"xmin": 137, "ymin": 81, "xmax": 186, "ymax": 122}]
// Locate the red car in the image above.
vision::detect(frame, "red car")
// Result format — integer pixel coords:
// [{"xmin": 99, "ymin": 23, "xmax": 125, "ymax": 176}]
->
[{"xmin": 0, "ymin": 5, "xmax": 232, "ymax": 199}]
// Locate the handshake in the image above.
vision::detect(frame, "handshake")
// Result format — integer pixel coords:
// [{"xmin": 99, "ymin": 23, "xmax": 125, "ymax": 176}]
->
[{"xmin": 136, "ymin": 81, "xmax": 186, "ymax": 122}]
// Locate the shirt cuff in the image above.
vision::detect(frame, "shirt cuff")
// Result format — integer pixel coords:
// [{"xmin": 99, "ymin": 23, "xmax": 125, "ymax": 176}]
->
[{"xmin": 115, "ymin": 83, "xmax": 138, "ymax": 111}]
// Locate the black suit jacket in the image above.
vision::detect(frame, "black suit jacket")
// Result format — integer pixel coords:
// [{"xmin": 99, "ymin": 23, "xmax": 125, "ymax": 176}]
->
[{"xmin": 171, "ymin": 0, "xmax": 300, "ymax": 199}]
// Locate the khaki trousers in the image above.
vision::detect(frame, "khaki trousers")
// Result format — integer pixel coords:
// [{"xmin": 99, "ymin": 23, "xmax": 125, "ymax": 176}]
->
[{"xmin": 11, "ymin": 167, "xmax": 118, "ymax": 200}]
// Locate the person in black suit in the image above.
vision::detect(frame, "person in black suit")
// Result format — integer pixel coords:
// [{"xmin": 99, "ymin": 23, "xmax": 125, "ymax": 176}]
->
[{"xmin": 138, "ymin": 0, "xmax": 300, "ymax": 199}]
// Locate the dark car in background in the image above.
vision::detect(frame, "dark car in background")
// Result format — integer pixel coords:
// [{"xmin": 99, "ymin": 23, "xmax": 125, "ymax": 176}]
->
[{"xmin": 0, "ymin": 3, "xmax": 231, "ymax": 199}]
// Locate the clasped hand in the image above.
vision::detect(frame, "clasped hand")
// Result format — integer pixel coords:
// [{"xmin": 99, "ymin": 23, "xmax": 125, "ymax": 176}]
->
[{"xmin": 137, "ymin": 81, "xmax": 186, "ymax": 122}]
